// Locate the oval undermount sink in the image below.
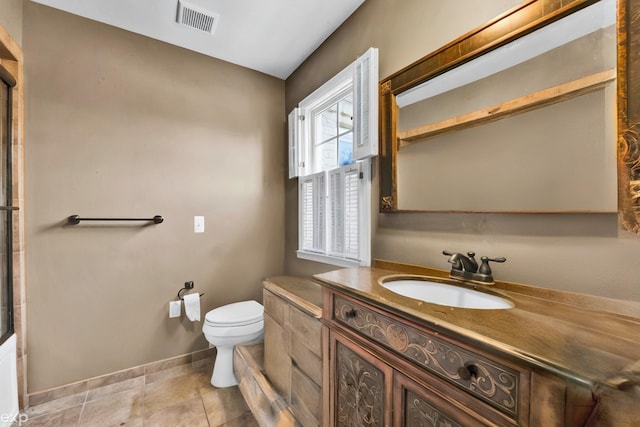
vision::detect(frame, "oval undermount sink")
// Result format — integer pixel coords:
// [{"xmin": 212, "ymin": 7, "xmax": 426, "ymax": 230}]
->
[{"xmin": 380, "ymin": 278, "xmax": 513, "ymax": 310}]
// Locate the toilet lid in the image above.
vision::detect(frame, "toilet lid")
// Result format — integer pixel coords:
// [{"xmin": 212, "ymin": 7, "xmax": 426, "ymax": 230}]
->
[{"xmin": 205, "ymin": 300, "xmax": 263, "ymax": 326}]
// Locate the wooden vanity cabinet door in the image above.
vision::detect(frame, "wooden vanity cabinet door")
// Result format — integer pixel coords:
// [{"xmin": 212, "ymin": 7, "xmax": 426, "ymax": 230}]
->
[
  {"xmin": 394, "ymin": 372, "xmax": 492, "ymax": 427},
  {"xmin": 330, "ymin": 330, "xmax": 394, "ymax": 427}
]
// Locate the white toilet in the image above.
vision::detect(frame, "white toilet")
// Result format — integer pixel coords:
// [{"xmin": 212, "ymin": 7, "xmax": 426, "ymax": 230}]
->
[{"xmin": 202, "ymin": 300, "xmax": 264, "ymax": 387}]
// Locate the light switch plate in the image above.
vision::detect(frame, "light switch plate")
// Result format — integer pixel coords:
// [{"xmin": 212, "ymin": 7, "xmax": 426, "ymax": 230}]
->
[
  {"xmin": 169, "ymin": 300, "xmax": 182, "ymax": 318},
  {"xmin": 194, "ymin": 216, "xmax": 205, "ymax": 233}
]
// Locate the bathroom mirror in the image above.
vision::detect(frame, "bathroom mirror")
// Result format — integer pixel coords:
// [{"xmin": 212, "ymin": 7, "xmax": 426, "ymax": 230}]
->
[{"xmin": 379, "ymin": 0, "xmax": 626, "ymax": 215}]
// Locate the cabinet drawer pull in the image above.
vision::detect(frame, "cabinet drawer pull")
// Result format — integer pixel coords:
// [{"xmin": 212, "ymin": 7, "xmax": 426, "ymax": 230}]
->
[
  {"xmin": 458, "ymin": 363, "xmax": 478, "ymax": 381},
  {"xmin": 345, "ymin": 308, "xmax": 358, "ymax": 319}
]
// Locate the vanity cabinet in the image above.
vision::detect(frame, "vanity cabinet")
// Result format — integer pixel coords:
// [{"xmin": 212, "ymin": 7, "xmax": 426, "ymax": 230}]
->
[
  {"xmin": 324, "ymin": 288, "xmax": 596, "ymax": 427},
  {"xmin": 263, "ymin": 277, "xmax": 324, "ymax": 427},
  {"xmin": 330, "ymin": 331, "xmax": 493, "ymax": 427}
]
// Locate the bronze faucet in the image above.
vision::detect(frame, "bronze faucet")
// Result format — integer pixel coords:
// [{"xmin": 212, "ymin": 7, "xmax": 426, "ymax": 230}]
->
[{"xmin": 442, "ymin": 250, "xmax": 506, "ymax": 285}]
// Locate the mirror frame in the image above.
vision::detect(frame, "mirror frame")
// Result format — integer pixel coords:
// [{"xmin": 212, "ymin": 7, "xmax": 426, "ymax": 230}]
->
[
  {"xmin": 379, "ymin": 0, "xmax": 632, "ymax": 221},
  {"xmin": 619, "ymin": 0, "xmax": 640, "ymax": 232}
]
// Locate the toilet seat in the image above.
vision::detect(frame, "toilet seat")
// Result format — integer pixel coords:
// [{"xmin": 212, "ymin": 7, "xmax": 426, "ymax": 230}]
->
[{"xmin": 204, "ymin": 300, "xmax": 263, "ymax": 327}]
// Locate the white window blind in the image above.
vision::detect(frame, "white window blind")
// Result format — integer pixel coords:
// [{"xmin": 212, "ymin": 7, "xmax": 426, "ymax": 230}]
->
[
  {"xmin": 328, "ymin": 168, "xmax": 344, "ymax": 256},
  {"xmin": 343, "ymin": 167, "xmax": 360, "ymax": 260},
  {"xmin": 299, "ymin": 172, "xmax": 325, "ymax": 253},
  {"xmin": 328, "ymin": 164, "xmax": 362, "ymax": 260}
]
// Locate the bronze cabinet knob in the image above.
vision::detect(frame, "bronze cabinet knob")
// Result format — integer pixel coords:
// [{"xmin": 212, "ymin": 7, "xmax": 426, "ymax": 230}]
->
[
  {"xmin": 458, "ymin": 363, "xmax": 478, "ymax": 381},
  {"xmin": 345, "ymin": 308, "xmax": 358, "ymax": 319}
]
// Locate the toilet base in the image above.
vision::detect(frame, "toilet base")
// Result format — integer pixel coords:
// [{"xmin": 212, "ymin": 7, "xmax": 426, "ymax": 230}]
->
[{"xmin": 211, "ymin": 346, "xmax": 237, "ymax": 388}]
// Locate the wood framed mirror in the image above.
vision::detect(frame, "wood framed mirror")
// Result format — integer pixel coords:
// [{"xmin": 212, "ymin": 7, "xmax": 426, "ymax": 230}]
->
[{"xmin": 379, "ymin": 0, "xmax": 637, "ymax": 226}]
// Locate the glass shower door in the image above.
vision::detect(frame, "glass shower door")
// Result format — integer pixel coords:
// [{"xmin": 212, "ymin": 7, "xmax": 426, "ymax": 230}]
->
[
  {"xmin": 0, "ymin": 67, "xmax": 17, "ymax": 427},
  {"xmin": 0, "ymin": 75, "xmax": 12, "ymax": 346}
]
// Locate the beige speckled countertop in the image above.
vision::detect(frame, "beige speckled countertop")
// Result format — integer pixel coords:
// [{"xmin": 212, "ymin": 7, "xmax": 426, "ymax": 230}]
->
[{"xmin": 313, "ymin": 263, "xmax": 640, "ymax": 390}]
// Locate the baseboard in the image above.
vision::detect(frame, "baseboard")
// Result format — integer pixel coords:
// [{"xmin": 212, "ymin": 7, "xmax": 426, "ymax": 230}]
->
[{"xmin": 27, "ymin": 347, "xmax": 216, "ymax": 408}]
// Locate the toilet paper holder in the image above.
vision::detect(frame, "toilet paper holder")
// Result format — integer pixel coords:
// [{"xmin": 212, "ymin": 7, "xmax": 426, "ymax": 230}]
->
[{"xmin": 177, "ymin": 281, "xmax": 204, "ymax": 300}]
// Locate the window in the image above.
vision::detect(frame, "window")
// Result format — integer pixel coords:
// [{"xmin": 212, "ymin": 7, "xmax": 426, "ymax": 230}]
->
[
  {"xmin": 289, "ymin": 48, "xmax": 378, "ymax": 267},
  {"xmin": 314, "ymin": 94, "xmax": 353, "ymax": 171}
]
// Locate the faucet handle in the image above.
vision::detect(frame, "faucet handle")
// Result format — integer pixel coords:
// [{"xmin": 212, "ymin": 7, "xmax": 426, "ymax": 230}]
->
[
  {"xmin": 442, "ymin": 250, "xmax": 461, "ymax": 269},
  {"xmin": 478, "ymin": 256, "xmax": 506, "ymax": 275}
]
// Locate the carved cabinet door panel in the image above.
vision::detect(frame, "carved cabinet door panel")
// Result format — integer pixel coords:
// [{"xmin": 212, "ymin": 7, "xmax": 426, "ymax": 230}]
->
[
  {"xmin": 330, "ymin": 331, "xmax": 393, "ymax": 427},
  {"xmin": 394, "ymin": 372, "xmax": 491, "ymax": 427}
]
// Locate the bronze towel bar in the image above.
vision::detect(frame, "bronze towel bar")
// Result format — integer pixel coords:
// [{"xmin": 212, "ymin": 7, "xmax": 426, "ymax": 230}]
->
[{"xmin": 67, "ymin": 215, "xmax": 163, "ymax": 225}]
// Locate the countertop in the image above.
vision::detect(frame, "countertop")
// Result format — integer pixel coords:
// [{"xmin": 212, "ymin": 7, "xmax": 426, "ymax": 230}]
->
[
  {"xmin": 262, "ymin": 275, "xmax": 323, "ymax": 318},
  {"xmin": 313, "ymin": 264, "xmax": 640, "ymax": 390}
]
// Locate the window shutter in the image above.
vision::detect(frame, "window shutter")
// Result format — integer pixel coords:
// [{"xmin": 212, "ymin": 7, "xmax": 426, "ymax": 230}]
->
[
  {"xmin": 353, "ymin": 47, "xmax": 379, "ymax": 160},
  {"xmin": 288, "ymin": 108, "xmax": 302, "ymax": 178},
  {"xmin": 343, "ymin": 166, "xmax": 361, "ymax": 260},
  {"xmin": 299, "ymin": 176, "xmax": 314, "ymax": 251},
  {"xmin": 328, "ymin": 168, "xmax": 344, "ymax": 256},
  {"xmin": 327, "ymin": 164, "xmax": 361, "ymax": 261},
  {"xmin": 299, "ymin": 172, "xmax": 325, "ymax": 253},
  {"xmin": 314, "ymin": 173, "xmax": 326, "ymax": 251}
]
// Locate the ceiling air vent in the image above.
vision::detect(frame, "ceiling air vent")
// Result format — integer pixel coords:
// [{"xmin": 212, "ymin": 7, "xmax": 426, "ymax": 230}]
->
[{"xmin": 176, "ymin": 0, "xmax": 220, "ymax": 35}]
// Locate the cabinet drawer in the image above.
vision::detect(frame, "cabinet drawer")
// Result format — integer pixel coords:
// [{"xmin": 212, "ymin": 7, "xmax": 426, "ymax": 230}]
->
[
  {"xmin": 333, "ymin": 294, "xmax": 525, "ymax": 419},
  {"xmin": 290, "ymin": 306, "xmax": 322, "ymax": 358},
  {"xmin": 263, "ymin": 289, "xmax": 288, "ymax": 326}
]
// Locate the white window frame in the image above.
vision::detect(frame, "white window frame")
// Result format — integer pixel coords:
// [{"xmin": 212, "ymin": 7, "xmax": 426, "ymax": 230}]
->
[{"xmin": 289, "ymin": 48, "xmax": 378, "ymax": 267}]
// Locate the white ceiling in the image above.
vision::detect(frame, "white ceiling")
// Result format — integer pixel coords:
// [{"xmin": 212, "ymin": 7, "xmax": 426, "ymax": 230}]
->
[{"xmin": 28, "ymin": 0, "xmax": 365, "ymax": 79}]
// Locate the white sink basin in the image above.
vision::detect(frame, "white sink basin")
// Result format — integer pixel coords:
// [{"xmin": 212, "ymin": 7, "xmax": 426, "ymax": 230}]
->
[{"xmin": 381, "ymin": 278, "xmax": 513, "ymax": 310}]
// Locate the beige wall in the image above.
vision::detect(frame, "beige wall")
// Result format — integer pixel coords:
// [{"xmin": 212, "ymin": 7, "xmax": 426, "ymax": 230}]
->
[
  {"xmin": 23, "ymin": 3, "xmax": 285, "ymax": 391},
  {"xmin": 284, "ymin": 0, "xmax": 640, "ymax": 302},
  {"xmin": 0, "ymin": 0, "xmax": 22, "ymax": 46},
  {"xmin": 0, "ymin": 0, "xmax": 27, "ymax": 409}
]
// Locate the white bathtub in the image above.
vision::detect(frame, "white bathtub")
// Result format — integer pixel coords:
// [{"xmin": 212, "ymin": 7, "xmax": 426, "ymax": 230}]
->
[{"xmin": 0, "ymin": 334, "xmax": 17, "ymax": 427}]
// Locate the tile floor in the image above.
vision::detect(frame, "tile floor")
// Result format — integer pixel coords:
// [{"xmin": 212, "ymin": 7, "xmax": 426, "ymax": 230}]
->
[{"xmin": 16, "ymin": 360, "xmax": 258, "ymax": 427}]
